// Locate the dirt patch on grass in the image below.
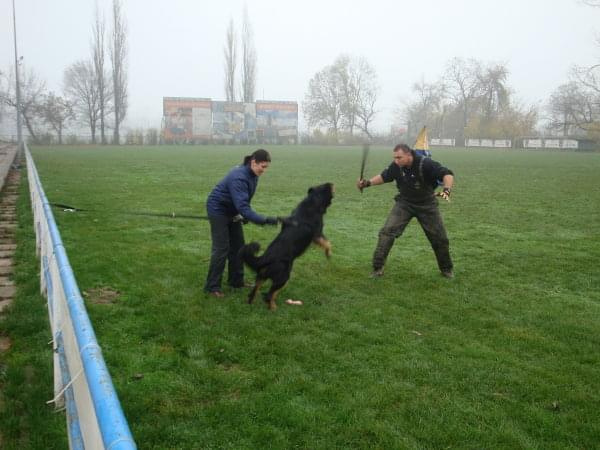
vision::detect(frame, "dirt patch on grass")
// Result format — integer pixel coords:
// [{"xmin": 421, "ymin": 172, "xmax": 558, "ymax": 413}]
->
[
  {"xmin": 0, "ymin": 336, "xmax": 11, "ymax": 352},
  {"xmin": 83, "ymin": 287, "xmax": 120, "ymax": 304}
]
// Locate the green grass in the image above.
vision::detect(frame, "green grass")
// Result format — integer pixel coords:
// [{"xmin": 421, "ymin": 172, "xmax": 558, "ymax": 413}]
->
[{"xmin": 2, "ymin": 145, "xmax": 600, "ymax": 449}]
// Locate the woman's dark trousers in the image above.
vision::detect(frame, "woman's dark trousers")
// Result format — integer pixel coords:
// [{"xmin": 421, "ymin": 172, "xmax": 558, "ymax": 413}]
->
[{"xmin": 204, "ymin": 215, "xmax": 245, "ymax": 293}]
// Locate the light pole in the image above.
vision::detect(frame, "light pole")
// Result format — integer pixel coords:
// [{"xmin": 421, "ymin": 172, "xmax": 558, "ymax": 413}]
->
[{"xmin": 12, "ymin": 0, "xmax": 23, "ymax": 150}]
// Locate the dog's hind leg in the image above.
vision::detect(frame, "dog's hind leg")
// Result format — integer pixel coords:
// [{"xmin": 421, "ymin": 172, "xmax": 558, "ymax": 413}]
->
[
  {"xmin": 247, "ymin": 278, "xmax": 265, "ymax": 304},
  {"xmin": 264, "ymin": 278, "xmax": 289, "ymax": 311}
]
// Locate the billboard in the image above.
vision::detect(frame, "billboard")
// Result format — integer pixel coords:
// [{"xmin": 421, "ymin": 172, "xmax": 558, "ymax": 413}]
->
[
  {"xmin": 162, "ymin": 98, "xmax": 298, "ymax": 143},
  {"xmin": 163, "ymin": 97, "xmax": 212, "ymax": 141},
  {"xmin": 256, "ymin": 101, "xmax": 298, "ymax": 141},
  {"xmin": 212, "ymin": 102, "xmax": 246, "ymax": 140}
]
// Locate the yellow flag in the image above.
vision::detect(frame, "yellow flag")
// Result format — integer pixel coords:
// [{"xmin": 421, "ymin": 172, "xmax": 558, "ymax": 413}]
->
[{"xmin": 414, "ymin": 126, "xmax": 429, "ymax": 150}]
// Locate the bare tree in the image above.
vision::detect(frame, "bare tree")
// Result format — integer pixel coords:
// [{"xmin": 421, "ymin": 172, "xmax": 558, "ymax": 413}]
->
[
  {"xmin": 240, "ymin": 6, "xmax": 257, "ymax": 103},
  {"xmin": 224, "ymin": 18, "xmax": 237, "ymax": 102},
  {"xmin": 331, "ymin": 55, "xmax": 357, "ymax": 134},
  {"xmin": 547, "ymin": 82, "xmax": 589, "ymax": 136},
  {"xmin": 303, "ymin": 55, "xmax": 379, "ymax": 141},
  {"xmin": 109, "ymin": 0, "xmax": 128, "ymax": 144},
  {"xmin": 303, "ymin": 64, "xmax": 344, "ymax": 139},
  {"xmin": 572, "ymin": 64, "xmax": 600, "ymax": 97},
  {"xmin": 40, "ymin": 92, "xmax": 75, "ymax": 144},
  {"xmin": 444, "ymin": 57, "xmax": 483, "ymax": 141},
  {"xmin": 403, "ymin": 77, "xmax": 446, "ymax": 138},
  {"xmin": 64, "ymin": 60, "xmax": 100, "ymax": 142},
  {"xmin": 92, "ymin": 2, "xmax": 109, "ymax": 144},
  {"xmin": 478, "ymin": 63, "xmax": 510, "ymax": 120},
  {"xmin": 0, "ymin": 67, "xmax": 47, "ymax": 142},
  {"xmin": 351, "ymin": 57, "xmax": 379, "ymax": 139},
  {"xmin": 557, "ymin": 1, "xmax": 600, "ymax": 138},
  {"xmin": 550, "ymin": 66, "xmax": 600, "ymax": 135},
  {"xmin": 355, "ymin": 81, "xmax": 379, "ymax": 139}
]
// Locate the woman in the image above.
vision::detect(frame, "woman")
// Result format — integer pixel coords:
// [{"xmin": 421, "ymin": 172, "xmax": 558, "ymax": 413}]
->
[{"xmin": 204, "ymin": 149, "xmax": 278, "ymax": 297}]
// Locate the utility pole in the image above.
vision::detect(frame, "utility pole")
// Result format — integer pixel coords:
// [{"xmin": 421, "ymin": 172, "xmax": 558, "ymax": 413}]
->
[{"xmin": 12, "ymin": 0, "xmax": 23, "ymax": 150}]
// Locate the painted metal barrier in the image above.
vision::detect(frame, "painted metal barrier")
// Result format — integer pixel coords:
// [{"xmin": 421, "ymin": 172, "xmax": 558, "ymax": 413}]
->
[{"xmin": 25, "ymin": 145, "xmax": 136, "ymax": 450}]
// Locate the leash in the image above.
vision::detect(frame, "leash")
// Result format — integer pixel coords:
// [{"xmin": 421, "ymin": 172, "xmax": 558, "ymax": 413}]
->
[{"xmin": 49, "ymin": 202, "xmax": 211, "ymax": 221}]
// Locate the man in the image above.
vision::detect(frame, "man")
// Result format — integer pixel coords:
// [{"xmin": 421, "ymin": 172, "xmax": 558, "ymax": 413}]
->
[{"xmin": 357, "ymin": 143, "xmax": 455, "ymax": 278}]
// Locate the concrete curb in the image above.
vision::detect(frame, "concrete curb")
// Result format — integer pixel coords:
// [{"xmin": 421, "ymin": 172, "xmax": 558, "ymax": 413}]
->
[{"xmin": 0, "ymin": 144, "xmax": 18, "ymax": 192}]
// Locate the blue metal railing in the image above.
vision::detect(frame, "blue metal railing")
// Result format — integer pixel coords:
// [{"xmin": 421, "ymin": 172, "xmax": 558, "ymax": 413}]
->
[{"xmin": 26, "ymin": 146, "xmax": 136, "ymax": 449}]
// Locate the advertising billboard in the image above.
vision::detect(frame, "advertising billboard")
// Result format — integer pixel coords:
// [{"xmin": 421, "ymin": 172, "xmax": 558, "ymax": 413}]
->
[
  {"xmin": 163, "ymin": 97, "xmax": 212, "ymax": 142},
  {"xmin": 256, "ymin": 101, "xmax": 298, "ymax": 142},
  {"xmin": 162, "ymin": 98, "xmax": 298, "ymax": 143},
  {"xmin": 212, "ymin": 102, "xmax": 245, "ymax": 140}
]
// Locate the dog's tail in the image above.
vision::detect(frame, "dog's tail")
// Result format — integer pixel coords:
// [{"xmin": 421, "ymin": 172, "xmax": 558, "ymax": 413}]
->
[{"xmin": 239, "ymin": 242, "xmax": 261, "ymax": 272}]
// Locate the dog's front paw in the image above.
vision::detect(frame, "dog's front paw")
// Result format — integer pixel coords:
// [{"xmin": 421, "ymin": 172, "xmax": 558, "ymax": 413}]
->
[{"xmin": 315, "ymin": 237, "xmax": 332, "ymax": 258}]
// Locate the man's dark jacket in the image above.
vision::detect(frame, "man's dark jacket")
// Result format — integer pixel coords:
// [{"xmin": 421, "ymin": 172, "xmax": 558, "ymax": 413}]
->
[{"xmin": 380, "ymin": 154, "xmax": 453, "ymax": 203}]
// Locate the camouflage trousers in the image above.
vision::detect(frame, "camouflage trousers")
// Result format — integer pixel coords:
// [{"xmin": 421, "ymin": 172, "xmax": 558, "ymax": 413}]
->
[{"xmin": 372, "ymin": 197, "xmax": 453, "ymax": 272}]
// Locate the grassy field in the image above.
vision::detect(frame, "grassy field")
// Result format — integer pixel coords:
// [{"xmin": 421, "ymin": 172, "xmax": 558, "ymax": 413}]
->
[{"xmin": 1, "ymin": 144, "xmax": 600, "ymax": 449}]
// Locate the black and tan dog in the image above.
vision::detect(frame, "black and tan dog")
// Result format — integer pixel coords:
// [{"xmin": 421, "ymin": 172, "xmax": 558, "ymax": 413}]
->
[{"xmin": 240, "ymin": 182, "xmax": 334, "ymax": 310}]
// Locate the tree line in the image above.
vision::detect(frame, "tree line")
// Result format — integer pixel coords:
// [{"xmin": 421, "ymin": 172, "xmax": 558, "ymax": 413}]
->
[
  {"xmin": 399, "ymin": 57, "xmax": 539, "ymax": 145},
  {"xmin": 1, "ymin": 2, "xmax": 599, "ymax": 146},
  {"xmin": 303, "ymin": 51, "xmax": 600, "ymax": 146},
  {"xmin": 302, "ymin": 5, "xmax": 600, "ymax": 146},
  {"xmin": 0, "ymin": 0, "xmax": 128, "ymax": 145}
]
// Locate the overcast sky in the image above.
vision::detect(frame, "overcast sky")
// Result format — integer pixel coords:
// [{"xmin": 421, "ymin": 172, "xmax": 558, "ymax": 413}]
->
[{"xmin": 1, "ymin": 0, "xmax": 598, "ymax": 132}]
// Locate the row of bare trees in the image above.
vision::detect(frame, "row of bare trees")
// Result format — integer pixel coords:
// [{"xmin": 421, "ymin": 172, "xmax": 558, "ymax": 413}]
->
[
  {"xmin": 64, "ymin": 0, "xmax": 128, "ymax": 144},
  {"xmin": 0, "ymin": 0, "xmax": 127, "ymax": 144},
  {"xmin": 400, "ymin": 57, "xmax": 538, "ymax": 144},
  {"xmin": 547, "ymin": 67, "xmax": 600, "ymax": 139},
  {"xmin": 303, "ymin": 55, "xmax": 379, "ymax": 141},
  {"xmin": 223, "ymin": 6, "xmax": 257, "ymax": 103},
  {"xmin": 402, "ymin": 2, "xmax": 600, "ymax": 144},
  {"xmin": 545, "ymin": 1, "xmax": 600, "ymax": 141}
]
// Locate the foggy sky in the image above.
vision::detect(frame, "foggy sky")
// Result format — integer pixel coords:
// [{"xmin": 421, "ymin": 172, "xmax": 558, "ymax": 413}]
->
[{"xmin": 1, "ymin": 0, "xmax": 598, "ymax": 132}]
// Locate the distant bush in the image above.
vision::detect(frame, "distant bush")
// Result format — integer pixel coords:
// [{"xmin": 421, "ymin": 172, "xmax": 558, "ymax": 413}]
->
[
  {"xmin": 65, "ymin": 134, "xmax": 84, "ymax": 145},
  {"xmin": 35, "ymin": 132, "xmax": 55, "ymax": 145},
  {"xmin": 125, "ymin": 128, "xmax": 145, "ymax": 145},
  {"xmin": 145, "ymin": 128, "xmax": 159, "ymax": 145}
]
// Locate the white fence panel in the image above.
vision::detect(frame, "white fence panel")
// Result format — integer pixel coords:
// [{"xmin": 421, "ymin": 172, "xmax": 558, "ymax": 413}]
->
[
  {"xmin": 493, "ymin": 140, "xmax": 511, "ymax": 148},
  {"xmin": 523, "ymin": 139, "xmax": 543, "ymax": 148},
  {"xmin": 561, "ymin": 139, "xmax": 578, "ymax": 149},
  {"xmin": 26, "ymin": 146, "xmax": 136, "ymax": 450},
  {"xmin": 430, "ymin": 138, "xmax": 456, "ymax": 146}
]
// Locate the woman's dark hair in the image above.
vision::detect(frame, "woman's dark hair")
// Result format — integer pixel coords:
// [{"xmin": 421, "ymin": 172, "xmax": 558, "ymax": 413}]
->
[
  {"xmin": 393, "ymin": 143, "xmax": 412, "ymax": 153},
  {"xmin": 243, "ymin": 149, "xmax": 271, "ymax": 165}
]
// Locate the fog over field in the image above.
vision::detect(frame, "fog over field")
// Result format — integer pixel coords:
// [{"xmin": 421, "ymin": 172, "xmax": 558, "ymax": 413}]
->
[{"xmin": 1, "ymin": 0, "xmax": 598, "ymax": 134}]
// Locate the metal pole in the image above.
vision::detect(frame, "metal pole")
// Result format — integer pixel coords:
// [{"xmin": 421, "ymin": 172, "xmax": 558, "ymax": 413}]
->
[{"xmin": 12, "ymin": 0, "xmax": 23, "ymax": 150}]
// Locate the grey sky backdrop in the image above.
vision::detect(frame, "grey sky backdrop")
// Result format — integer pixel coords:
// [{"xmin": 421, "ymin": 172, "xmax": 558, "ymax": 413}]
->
[{"xmin": 1, "ymin": 0, "xmax": 598, "ymax": 133}]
